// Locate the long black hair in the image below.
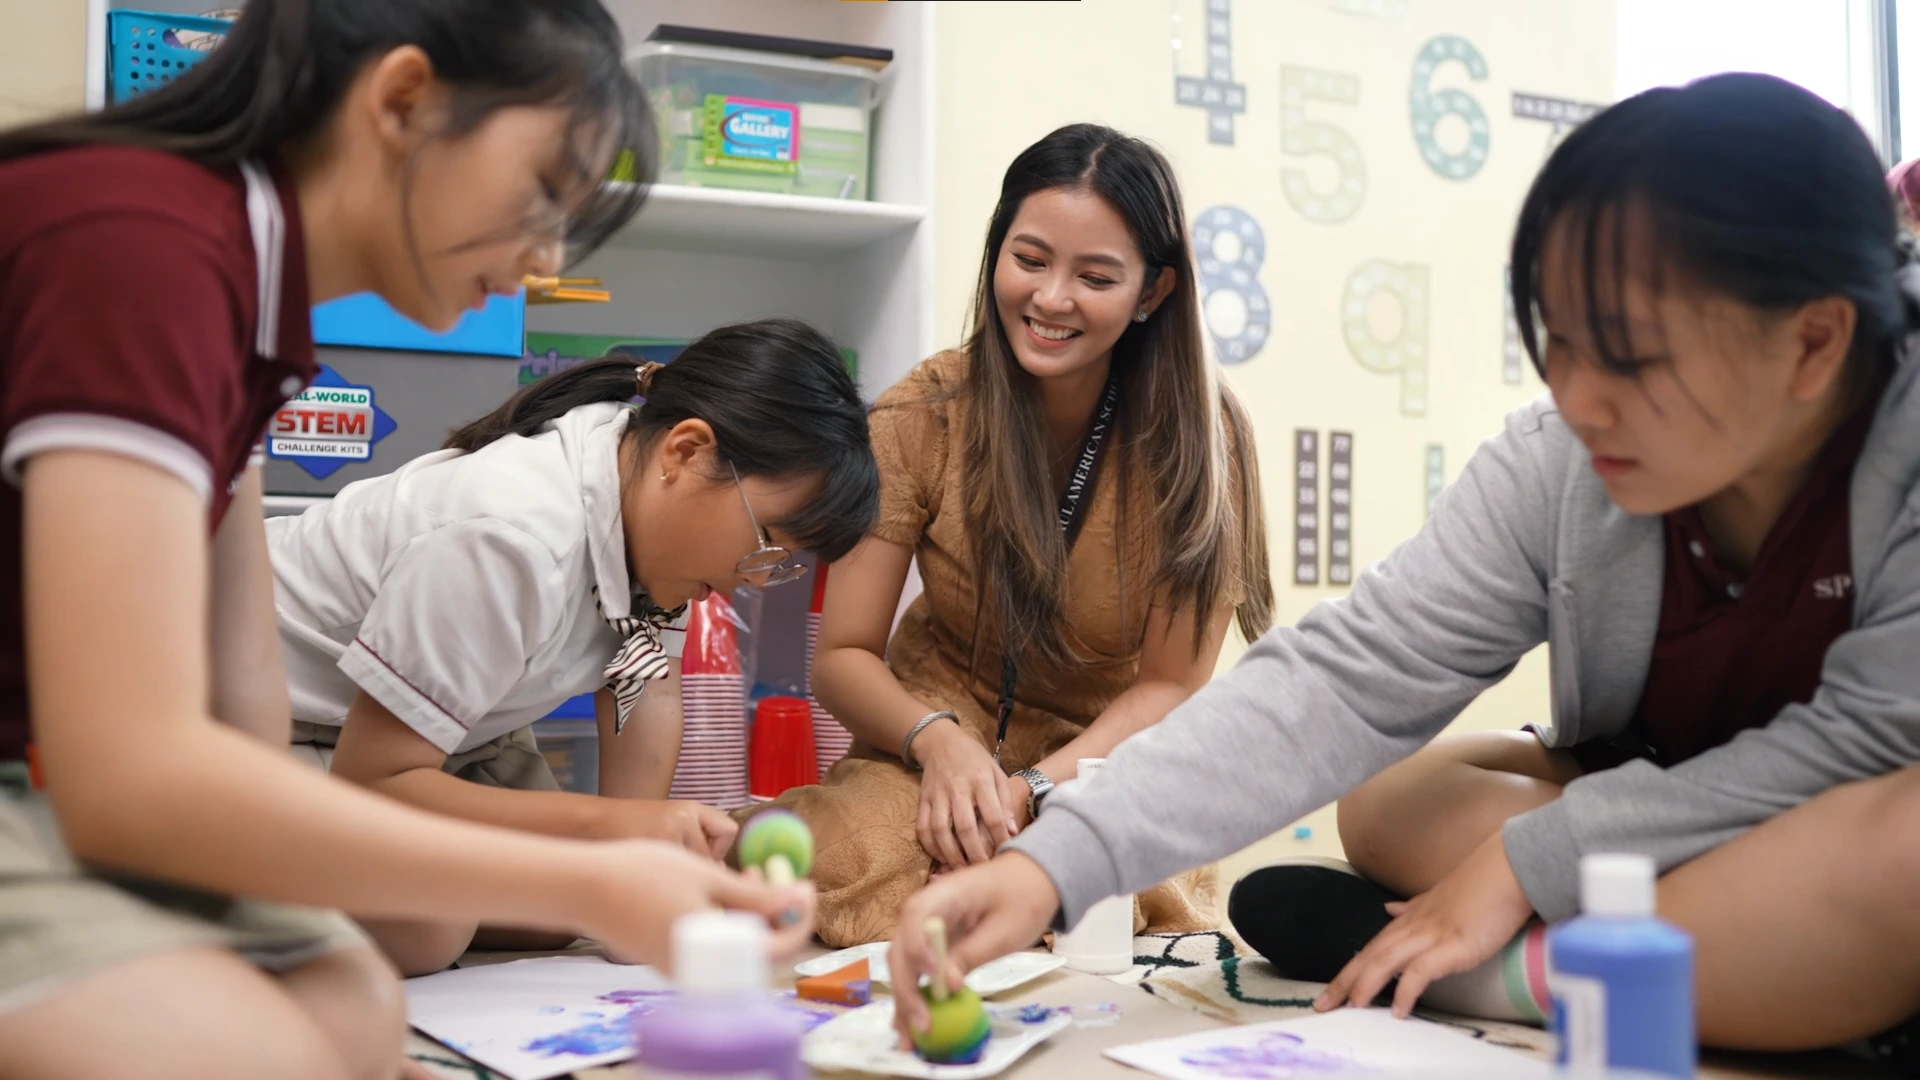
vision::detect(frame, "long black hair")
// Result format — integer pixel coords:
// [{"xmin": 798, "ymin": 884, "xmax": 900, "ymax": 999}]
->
[
  {"xmin": 952, "ymin": 123, "xmax": 1273, "ymax": 672},
  {"xmin": 1511, "ymin": 73, "xmax": 1915, "ymax": 413},
  {"xmin": 446, "ymin": 318, "xmax": 878, "ymax": 562},
  {"xmin": 0, "ymin": 0, "xmax": 652, "ymax": 259}
]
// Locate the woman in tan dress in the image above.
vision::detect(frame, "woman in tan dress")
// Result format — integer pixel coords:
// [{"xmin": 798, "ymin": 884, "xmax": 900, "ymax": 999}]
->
[{"xmin": 766, "ymin": 124, "xmax": 1275, "ymax": 946}]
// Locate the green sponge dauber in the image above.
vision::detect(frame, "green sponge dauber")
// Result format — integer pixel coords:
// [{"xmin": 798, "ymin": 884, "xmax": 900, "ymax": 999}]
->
[{"xmin": 738, "ymin": 809, "xmax": 814, "ymax": 886}]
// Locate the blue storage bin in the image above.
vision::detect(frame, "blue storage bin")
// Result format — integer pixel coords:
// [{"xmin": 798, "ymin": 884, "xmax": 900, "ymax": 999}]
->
[
  {"xmin": 311, "ymin": 291, "xmax": 527, "ymax": 358},
  {"xmin": 543, "ymin": 694, "xmax": 598, "ymax": 720},
  {"xmin": 108, "ymin": 10, "xmax": 230, "ymax": 103}
]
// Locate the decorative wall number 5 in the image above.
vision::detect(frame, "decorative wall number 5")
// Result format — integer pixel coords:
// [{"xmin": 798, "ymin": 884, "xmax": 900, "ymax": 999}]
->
[
  {"xmin": 1409, "ymin": 35, "xmax": 1490, "ymax": 181},
  {"xmin": 1280, "ymin": 65, "xmax": 1366, "ymax": 224}
]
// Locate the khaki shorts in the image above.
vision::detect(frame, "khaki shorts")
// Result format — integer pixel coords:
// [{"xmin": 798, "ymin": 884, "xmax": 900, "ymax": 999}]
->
[
  {"xmin": 0, "ymin": 786, "xmax": 365, "ymax": 1016},
  {"xmin": 290, "ymin": 720, "xmax": 559, "ymax": 791}
]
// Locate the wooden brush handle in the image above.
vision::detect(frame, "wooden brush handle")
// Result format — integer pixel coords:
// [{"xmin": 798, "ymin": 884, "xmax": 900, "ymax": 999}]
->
[{"xmin": 924, "ymin": 915, "xmax": 950, "ymax": 1002}]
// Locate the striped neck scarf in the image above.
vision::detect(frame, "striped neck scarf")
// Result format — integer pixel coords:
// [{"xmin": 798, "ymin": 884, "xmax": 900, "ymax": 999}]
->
[{"xmin": 596, "ymin": 587, "xmax": 687, "ymax": 734}]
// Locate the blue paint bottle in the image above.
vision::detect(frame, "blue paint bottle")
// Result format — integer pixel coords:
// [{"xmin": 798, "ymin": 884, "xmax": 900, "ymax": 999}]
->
[{"xmin": 1549, "ymin": 854, "xmax": 1695, "ymax": 1079}]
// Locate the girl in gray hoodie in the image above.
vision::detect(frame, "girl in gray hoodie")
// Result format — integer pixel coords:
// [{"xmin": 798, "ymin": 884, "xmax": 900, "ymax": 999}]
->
[{"xmin": 890, "ymin": 73, "xmax": 1920, "ymax": 1070}]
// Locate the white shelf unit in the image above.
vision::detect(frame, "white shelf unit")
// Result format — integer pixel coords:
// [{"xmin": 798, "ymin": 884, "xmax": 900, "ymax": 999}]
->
[
  {"xmin": 556, "ymin": 0, "xmax": 937, "ymax": 401},
  {"xmin": 83, "ymin": 0, "xmax": 937, "ymax": 397}
]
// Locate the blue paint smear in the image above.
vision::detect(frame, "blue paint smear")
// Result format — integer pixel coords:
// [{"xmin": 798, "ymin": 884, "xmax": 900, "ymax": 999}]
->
[
  {"xmin": 522, "ymin": 1016, "xmax": 634, "ymax": 1059},
  {"xmin": 536, "ymin": 1005, "xmax": 565, "ymax": 1015}
]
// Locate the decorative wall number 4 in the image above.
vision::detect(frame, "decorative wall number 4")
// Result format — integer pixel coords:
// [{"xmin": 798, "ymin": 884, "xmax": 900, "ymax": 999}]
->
[
  {"xmin": 1342, "ymin": 259, "xmax": 1430, "ymax": 416},
  {"xmin": 1409, "ymin": 36, "xmax": 1490, "ymax": 181},
  {"xmin": 1281, "ymin": 65, "xmax": 1366, "ymax": 224},
  {"xmin": 1174, "ymin": 0, "xmax": 1246, "ymax": 145},
  {"xmin": 1192, "ymin": 206, "xmax": 1272, "ymax": 365}
]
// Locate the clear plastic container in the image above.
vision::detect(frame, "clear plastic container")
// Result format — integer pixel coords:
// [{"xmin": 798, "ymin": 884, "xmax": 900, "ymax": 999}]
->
[
  {"xmin": 628, "ymin": 42, "xmax": 877, "ymax": 201},
  {"xmin": 534, "ymin": 718, "xmax": 599, "ymax": 794}
]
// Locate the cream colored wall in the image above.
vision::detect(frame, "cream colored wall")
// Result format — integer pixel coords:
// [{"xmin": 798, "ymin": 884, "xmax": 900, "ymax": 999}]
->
[
  {"xmin": 932, "ymin": 0, "xmax": 1615, "ymax": 877},
  {"xmin": 0, "ymin": 1, "xmax": 87, "ymax": 127}
]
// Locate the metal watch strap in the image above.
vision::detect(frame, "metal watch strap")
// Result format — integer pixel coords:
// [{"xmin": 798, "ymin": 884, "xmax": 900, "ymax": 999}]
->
[
  {"xmin": 1013, "ymin": 767, "xmax": 1054, "ymax": 817},
  {"xmin": 901, "ymin": 710, "xmax": 958, "ymax": 769}
]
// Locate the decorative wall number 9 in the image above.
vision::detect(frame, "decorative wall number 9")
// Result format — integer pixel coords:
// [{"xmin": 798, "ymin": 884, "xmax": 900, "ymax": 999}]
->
[
  {"xmin": 1192, "ymin": 205, "xmax": 1272, "ymax": 365},
  {"xmin": 1409, "ymin": 35, "xmax": 1490, "ymax": 181},
  {"xmin": 1342, "ymin": 259, "xmax": 1430, "ymax": 416},
  {"xmin": 1280, "ymin": 66, "xmax": 1366, "ymax": 224}
]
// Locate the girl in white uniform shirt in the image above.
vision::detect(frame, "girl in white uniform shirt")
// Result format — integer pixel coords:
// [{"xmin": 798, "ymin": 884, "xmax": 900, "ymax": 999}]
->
[{"xmin": 268, "ymin": 317, "xmax": 877, "ymax": 974}]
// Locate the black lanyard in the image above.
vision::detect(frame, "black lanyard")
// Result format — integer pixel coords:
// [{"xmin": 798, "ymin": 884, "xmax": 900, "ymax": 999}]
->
[{"xmin": 994, "ymin": 373, "xmax": 1120, "ymax": 764}]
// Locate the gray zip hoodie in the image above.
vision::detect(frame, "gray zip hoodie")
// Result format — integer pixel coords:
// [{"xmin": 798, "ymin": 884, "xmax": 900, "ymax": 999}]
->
[{"xmin": 1007, "ymin": 350, "xmax": 1920, "ymax": 926}]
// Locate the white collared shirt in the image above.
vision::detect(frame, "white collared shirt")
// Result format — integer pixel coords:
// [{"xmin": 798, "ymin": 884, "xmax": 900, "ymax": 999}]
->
[{"xmin": 268, "ymin": 402, "xmax": 686, "ymax": 755}]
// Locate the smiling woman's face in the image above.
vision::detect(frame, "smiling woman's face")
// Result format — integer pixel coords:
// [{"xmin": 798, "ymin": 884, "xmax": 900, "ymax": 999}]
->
[{"xmin": 992, "ymin": 186, "xmax": 1163, "ymax": 381}]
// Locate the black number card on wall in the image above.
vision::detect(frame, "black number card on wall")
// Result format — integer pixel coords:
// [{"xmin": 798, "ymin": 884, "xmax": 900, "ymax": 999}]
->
[
  {"xmin": 1293, "ymin": 429, "xmax": 1320, "ymax": 586},
  {"xmin": 1329, "ymin": 432, "xmax": 1354, "ymax": 586}
]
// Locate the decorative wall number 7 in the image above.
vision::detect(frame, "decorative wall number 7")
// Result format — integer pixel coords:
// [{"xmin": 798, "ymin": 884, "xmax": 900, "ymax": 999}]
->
[
  {"xmin": 1174, "ymin": 0, "xmax": 1247, "ymax": 145},
  {"xmin": 1280, "ymin": 65, "xmax": 1366, "ymax": 224},
  {"xmin": 1342, "ymin": 259, "xmax": 1430, "ymax": 416},
  {"xmin": 1409, "ymin": 36, "xmax": 1490, "ymax": 181}
]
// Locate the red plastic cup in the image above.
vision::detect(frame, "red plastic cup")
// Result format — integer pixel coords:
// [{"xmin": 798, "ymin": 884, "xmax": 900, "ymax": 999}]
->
[{"xmin": 749, "ymin": 696, "xmax": 818, "ymax": 801}]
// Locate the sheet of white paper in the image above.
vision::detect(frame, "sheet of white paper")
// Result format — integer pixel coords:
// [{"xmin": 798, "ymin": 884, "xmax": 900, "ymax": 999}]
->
[
  {"xmin": 1102, "ymin": 1008, "xmax": 1551, "ymax": 1080},
  {"xmin": 404, "ymin": 956, "xmax": 675, "ymax": 1080}
]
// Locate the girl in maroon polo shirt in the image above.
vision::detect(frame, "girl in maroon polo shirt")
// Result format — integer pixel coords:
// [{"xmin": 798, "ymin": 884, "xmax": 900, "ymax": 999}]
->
[{"xmin": 0, "ymin": 2, "xmax": 813, "ymax": 1077}]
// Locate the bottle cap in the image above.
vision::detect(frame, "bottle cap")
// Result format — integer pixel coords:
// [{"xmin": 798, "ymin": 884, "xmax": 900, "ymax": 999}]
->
[
  {"xmin": 1580, "ymin": 853, "xmax": 1656, "ymax": 917},
  {"xmin": 672, "ymin": 910, "xmax": 768, "ymax": 996}
]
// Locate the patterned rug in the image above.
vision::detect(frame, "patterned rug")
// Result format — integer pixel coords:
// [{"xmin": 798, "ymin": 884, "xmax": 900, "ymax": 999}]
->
[{"xmin": 1131, "ymin": 930, "xmax": 1556, "ymax": 1059}]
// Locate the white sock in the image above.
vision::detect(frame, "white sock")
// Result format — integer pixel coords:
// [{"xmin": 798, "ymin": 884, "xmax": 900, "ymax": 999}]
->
[{"xmin": 1418, "ymin": 921, "xmax": 1550, "ymax": 1024}]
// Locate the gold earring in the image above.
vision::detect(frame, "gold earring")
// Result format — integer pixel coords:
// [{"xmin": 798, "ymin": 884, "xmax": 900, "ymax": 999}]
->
[{"xmin": 660, "ymin": 471, "xmax": 669, "ymax": 482}]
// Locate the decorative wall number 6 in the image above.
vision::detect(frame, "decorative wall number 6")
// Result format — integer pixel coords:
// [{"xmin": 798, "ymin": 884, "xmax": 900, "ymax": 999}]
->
[
  {"xmin": 1342, "ymin": 259, "xmax": 1430, "ymax": 416},
  {"xmin": 1280, "ymin": 65, "xmax": 1366, "ymax": 224},
  {"xmin": 1409, "ymin": 35, "xmax": 1490, "ymax": 181}
]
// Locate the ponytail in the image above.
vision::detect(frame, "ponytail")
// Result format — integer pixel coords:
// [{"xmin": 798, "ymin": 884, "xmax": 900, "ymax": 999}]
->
[{"xmin": 445, "ymin": 318, "xmax": 880, "ymax": 562}]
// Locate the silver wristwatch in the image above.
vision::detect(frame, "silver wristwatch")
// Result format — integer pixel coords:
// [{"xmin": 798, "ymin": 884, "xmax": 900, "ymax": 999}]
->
[{"xmin": 1013, "ymin": 768, "xmax": 1054, "ymax": 817}]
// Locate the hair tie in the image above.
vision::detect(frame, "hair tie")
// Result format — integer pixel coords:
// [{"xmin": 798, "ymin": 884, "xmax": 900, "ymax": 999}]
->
[{"xmin": 634, "ymin": 361, "xmax": 664, "ymax": 398}]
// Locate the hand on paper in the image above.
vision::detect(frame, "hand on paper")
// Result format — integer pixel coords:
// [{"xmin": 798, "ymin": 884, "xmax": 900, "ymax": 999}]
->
[
  {"xmin": 913, "ymin": 720, "xmax": 1018, "ymax": 867},
  {"xmin": 585, "ymin": 840, "xmax": 815, "ymax": 968},
  {"xmin": 594, "ymin": 798, "xmax": 738, "ymax": 859},
  {"xmin": 889, "ymin": 852, "xmax": 1059, "ymax": 1045},
  {"xmin": 1316, "ymin": 832, "xmax": 1534, "ymax": 1018}
]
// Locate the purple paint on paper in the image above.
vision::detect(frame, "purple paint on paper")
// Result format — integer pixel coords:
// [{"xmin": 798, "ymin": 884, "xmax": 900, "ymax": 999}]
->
[
  {"xmin": 599, "ymin": 989, "xmax": 676, "ymax": 1006},
  {"xmin": 1177, "ymin": 1032, "xmax": 1360, "ymax": 1078},
  {"xmin": 520, "ymin": 989, "xmax": 832, "ymax": 1060}
]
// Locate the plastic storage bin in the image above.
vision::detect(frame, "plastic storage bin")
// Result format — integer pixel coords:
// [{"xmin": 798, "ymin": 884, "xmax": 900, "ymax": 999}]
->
[
  {"xmin": 108, "ymin": 10, "xmax": 230, "ymax": 103},
  {"xmin": 629, "ymin": 42, "xmax": 878, "ymax": 201}
]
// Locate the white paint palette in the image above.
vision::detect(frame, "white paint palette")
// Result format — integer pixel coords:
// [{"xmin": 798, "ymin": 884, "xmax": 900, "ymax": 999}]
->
[
  {"xmin": 802, "ymin": 1000, "xmax": 1072, "ymax": 1079},
  {"xmin": 795, "ymin": 946, "xmax": 1066, "ymax": 997}
]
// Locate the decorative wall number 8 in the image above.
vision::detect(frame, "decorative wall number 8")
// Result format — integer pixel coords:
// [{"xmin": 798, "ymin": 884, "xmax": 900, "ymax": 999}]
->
[
  {"xmin": 1342, "ymin": 259, "xmax": 1430, "ymax": 416},
  {"xmin": 1409, "ymin": 35, "xmax": 1490, "ymax": 181},
  {"xmin": 1280, "ymin": 65, "xmax": 1366, "ymax": 224},
  {"xmin": 1192, "ymin": 205, "xmax": 1272, "ymax": 365}
]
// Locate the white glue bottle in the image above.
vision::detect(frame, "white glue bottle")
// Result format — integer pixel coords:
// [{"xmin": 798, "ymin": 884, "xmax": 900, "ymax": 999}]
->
[{"xmin": 1048, "ymin": 758, "xmax": 1135, "ymax": 975}]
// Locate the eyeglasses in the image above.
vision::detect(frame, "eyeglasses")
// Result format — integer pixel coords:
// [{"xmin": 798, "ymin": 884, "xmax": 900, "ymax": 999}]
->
[{"xmin": 730, "ymin": 462, "xmax": 808, "ymax": 587}]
